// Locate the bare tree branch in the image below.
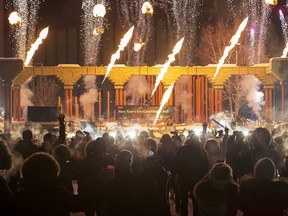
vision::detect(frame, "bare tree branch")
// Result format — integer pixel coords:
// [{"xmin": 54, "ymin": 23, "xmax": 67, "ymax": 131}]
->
[{"xmin": 31, "ymin": 76, "xmax": 59, "ymax": 106}]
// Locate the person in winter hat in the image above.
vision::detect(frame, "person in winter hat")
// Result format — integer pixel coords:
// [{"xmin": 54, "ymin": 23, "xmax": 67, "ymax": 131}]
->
[
  {"xmin": 239, "ymin": 158, "xmax": 288, "ymax": 216},
  {"xmin": 194, "ymin": 163, "xmax": 239, "ymax": 216}
]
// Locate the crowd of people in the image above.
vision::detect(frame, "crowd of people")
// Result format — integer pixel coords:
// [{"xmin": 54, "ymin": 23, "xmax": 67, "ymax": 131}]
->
[{"xmin": 1, "ymin": 114, "xmax": 288, "ymax": 216}]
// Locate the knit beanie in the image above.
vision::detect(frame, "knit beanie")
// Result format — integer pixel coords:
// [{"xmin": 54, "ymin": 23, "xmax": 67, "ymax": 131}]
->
[
  {"xmin": 254, "ymin": 157, "xmax": 276, "ymax": 180},
  {"xmin": 209, "ymin": 162, "xmax": 233, "ymax": 184},
  {"xmin": 21, "ymin": 152, "xmax": 60, "ymax": 187}
]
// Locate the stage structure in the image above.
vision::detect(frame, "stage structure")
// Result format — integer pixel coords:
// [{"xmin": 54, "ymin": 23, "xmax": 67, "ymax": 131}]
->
[
  {"xmin": 0, "ymin": 58, "xmax": 23, "ymax": 131},
  {"xmin": 10, "ymin": 58, "xmax": 287, "ymax": 124}
]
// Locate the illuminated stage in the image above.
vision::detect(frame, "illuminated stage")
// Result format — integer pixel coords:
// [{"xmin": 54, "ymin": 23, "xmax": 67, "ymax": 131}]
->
[{"xmin": 8, "ymin": 59, "xmax": 285, "ymax": 127}]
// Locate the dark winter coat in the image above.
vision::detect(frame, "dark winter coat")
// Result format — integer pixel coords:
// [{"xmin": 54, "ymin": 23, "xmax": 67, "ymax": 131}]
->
[
  {"xmin": 174, "ymin": 142, "xmax": 209, "ymax": 187},
  {"xmin": 238, "ymin": 178, "xmax": 288, "ymax": 216},
  {"xmin": 9, "ymin": 185, "xmax": 84, "ymax": 216},
  {"xmin": 0, "ymin": 176, "xmax": 13, "ymax": 216},
  {"xmin": 194, "ymin": 178, "xmax": 239, "ymax": 216},
  {"xmin": 14, "ymin": 139, "xmax": 39, "ymax": 159},
  {"xmin": 104, "ymin": 170, "xmax": 138, "ymax": 216}
]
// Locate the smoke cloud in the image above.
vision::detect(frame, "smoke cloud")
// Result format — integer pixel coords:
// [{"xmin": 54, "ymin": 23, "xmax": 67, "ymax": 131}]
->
[
  {"xmin": 79, "ymin": 75, "xmax": 98, "ymax": 119},
  {"xmin": 240, "ymin": 75, "xmax": 264, "ymax": 120},
  {"xmin": 125, "ymin": 75, "xmax": 150, "ymax": 105},
  {"xmin": 21, "ymin": 76, "xmax": 34, "ymax": 120},
  {"xmin": 175, "ymin": 76, "xmax": 191, "ymax": 114}
]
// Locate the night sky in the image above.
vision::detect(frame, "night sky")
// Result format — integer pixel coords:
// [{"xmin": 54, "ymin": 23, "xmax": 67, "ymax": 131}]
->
[
  {"xmin": 3, "ymin": 0, "xmax": 288, "ymax": 64},
  {"xmin": 37, "ymin": 0, "xmax": 82, "ymax": 29}
]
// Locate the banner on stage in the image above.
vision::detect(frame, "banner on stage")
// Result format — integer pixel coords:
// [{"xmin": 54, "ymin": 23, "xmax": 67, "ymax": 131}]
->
[{"xmin": 116, "ymin": 105, "xmax": 174, "ymax": 123}]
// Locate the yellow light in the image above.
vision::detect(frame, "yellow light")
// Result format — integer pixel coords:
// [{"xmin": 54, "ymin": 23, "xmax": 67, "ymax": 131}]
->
[
  {"xmin": 93, "ymin": 27, "xmax": 105, "ymax": 36},
  {"xmin": 142, "ymin": 2, "xmax": 153, "ymax": 15},
  {"xmin": 8, "ymin": 11, "xmax": 21, "ymax": 25},
  {"xmin": 264, "ymin": 0, "xmax": 277, "ymax": 5},
  {"xmin": 93, "ymin": 4, "xmax": 106, "ymax": 17}
]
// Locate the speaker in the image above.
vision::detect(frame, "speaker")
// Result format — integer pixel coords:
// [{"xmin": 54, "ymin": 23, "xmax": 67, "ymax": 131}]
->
[{"xmin": 27, "ymin": 106, "xmax": 59, "ymax": 122}]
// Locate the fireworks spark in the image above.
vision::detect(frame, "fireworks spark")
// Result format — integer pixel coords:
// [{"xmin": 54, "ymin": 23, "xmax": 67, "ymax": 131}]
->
[
  {"xmin": 93, "ymin": 4, "xmax": 106, "ymax": 17},
  {"xmin": 24, "ymin": 27, "xmax": 49, "ymax": 66},
  {"xmin": 264, "ymin": 0, "xmax": 277, "ymax": 6},
  {"xmin": 150, "ymin": 37, "xmax": 184, "ymax": 99},
  {"xmin": 281, "ymin": 42, "xmax": 288, "ymax": 57},
  {"xmin": 93, "ymin": 27, "xmax": 105, "ymax": 36},
  {"xmin": 248, "ymin": 28, "xmax": 256, "ymax": 65},
  {"xmin": 153, "ymin": 82, "xmax": 175, "ymax": 125},
  {"xmin": 141, "ymin": 1, "xmax": 153, "ymax": 15},
  {"xmin": 279, "ymin": 9, "xmax": 288, "ymax": 42},
  {"xmin": 12, "ymin": 0, "xmax": 41, "ymax": 60},
  {"xmin": 8, "ymin": 11, "xmax": 21, "ymax": 25},
  {"xmin": 171, "ymin": 0, "xmax": 198, "ymax": 65},
  {"xmin": 115, "ymin": 0, "xmax": 154, "ymax": 65},
  {"xmin": 242, "ymin": 0, "xmax": 272, "ymax": 64},
  {"xmin": 13, "ymin": 0, "xmax": 28, "ymax": 59},
  {"xmin": 134, "ymin": 41, "xmax": 145, "ymax": 52},
  {"xmin": 102, "ymin": 26, "xmax": 135, "ymax": 84},
  {"xmin": 212, "ymin": 17, "xmax": 248, "ymax": 81},
  {"xmin": 82, "ymin": 0, "xmax": 106, "ymax": 65},
  {"xmin": 27, "ymin": 0, "xmax": 42, "ymax": 53}
]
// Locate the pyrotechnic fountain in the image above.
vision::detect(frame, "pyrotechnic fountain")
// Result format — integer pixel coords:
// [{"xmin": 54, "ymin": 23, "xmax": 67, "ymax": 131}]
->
[
  {"xmin": 240, "ymin": 0, "xmax": 273, "ymax": 64},
  {"xmin": 5, "ymin": 0, "xmax": 43, "ymax": 125},
  {"xmin": 282, "ymin": 43, "xmax": 288, "ymax": 57},
  {"xmin": 11, "ymin": 0, "xmax": 41, "ymax": 60},
  {"xmin": 227, "ymin": 0, "xmax": 236, "ymax": 22},
  {"xmin": 153, "ymin": 82, "xmax": 174, "ymax": 124},
  {"xmin": 279, "ymin": 9, "xmax": 288, "ymax": 42},
  {"xmin": 82, "ymin": 0, "xmax": 107, "ymax": 65},
  {"xmin": 150, "ymin": 37, "xmax": 184, "ymax": 99},
  {"xmin": 80, "ymin": 1, "xmax": 107, "ymax": 122},
  {"xmin": 249, "ymin": 28, "xmax": 256, "ymax": 64},
  {"xmin": 11, "ymin": 0, "xmax": 27, "ymax": 60},
  {"xmin": 212, "ymin": 17, "xmax": 248, "ymax": 81},
  {"xmin": 171, "ymin": 0, "xmax": 198, "ymax": 65},
  {"xmin": 115, "ymin": 0, "xmax": 154, "ymax": 65},
  {"xmin": 24, "ymin": 27, "xmax": 48, "ymax": 66},
  {"xmin": 102, "ymin": 26, "xmax": 135, "ymax": 84},
  {"xmin": 20, "ymin": 26, "xmax": 49, "ymax": 121}
]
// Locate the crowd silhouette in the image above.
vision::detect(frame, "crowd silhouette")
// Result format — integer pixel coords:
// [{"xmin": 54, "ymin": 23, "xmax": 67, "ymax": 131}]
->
[{"xmin": 1, "ymin": 114, "xmax": 288, "ymax": 216}]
